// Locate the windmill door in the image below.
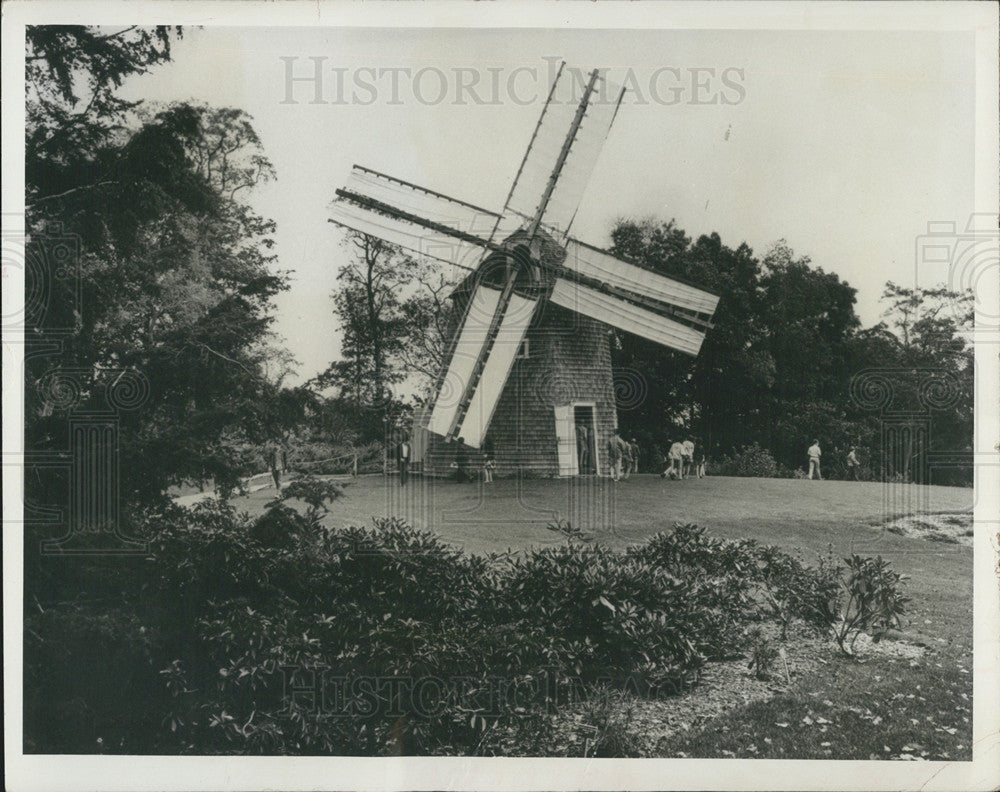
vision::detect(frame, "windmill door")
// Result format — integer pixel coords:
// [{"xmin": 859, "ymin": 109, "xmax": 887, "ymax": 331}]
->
[{"xmin": 553, "ymin": 405, "xmax": 579, "ymax": 477}]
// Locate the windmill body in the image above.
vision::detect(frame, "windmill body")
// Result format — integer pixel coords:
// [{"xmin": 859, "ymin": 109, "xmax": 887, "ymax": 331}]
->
[{"xmin": 331, "ymin": 64, "xmax": 721, "ymax": 477}]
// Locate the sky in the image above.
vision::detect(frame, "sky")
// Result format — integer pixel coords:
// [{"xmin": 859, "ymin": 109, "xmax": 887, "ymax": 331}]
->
[{"xmin": 118, "ymin": 24, "xmax": 977, "ymax": 385}]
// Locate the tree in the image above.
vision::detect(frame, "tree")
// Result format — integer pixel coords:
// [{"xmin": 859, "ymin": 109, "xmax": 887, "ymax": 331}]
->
[
  {"xmin": 26, "ymin": 26, "xmax": 290, "ymax": 505},
  {"xmin": 318, "ymin": 233, "xmax": 414, "ymax": 405},
  {"xmin": 26, "ymin": 26, "xmax": 182, "ymax": 210},
  {"xmin": 609, "ymin": 220, "xmax": 777, "ymax": 458},
  {"xmin": 396, "ymin": 265, "xmax": 461, "ymax": 386},
  {"xmin": 862, "ymin": 283, "xmax": 974, "ymax": 483},
  {"xmin": 609, "ymin": 220, "xmax": 870, "ymax": 471}
]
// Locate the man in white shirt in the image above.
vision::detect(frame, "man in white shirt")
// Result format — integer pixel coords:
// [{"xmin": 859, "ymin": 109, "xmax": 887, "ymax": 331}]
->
[
  {"xmin": 807, "ymin": 439, "xmax": 822, "ymax": 480},
  {"xmin": 662, "ymin": 439, "xmax": 684, "ymax": 479},
  {"xmin": 607, "ymin": 430, "xmax": 628, "ymax": 481},
  {"xmin": 398, "ymin": 436, "xmax": 411, "ymax": 486},
  {"xmin": 681, "ymin": 437, "xmax": 695, "ymax": 479}
]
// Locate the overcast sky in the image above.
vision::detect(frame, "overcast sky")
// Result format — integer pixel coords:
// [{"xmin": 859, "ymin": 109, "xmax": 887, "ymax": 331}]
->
[{"xmin": 119, "ymin": 25, "xmax": 976, "ymax": 385}]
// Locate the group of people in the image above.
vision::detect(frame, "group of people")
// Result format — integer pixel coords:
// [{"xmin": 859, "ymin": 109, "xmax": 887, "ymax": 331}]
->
[
  {"xmin": 805, "ymin": 440, "xmax": 861, "ymax": 481},
  {"xmin": 605, "ymin": 431, "xmax": 641, "ymax": 481},
  {"xmin": 660, "ymin": 436, "xmax": 704, "ymax": 481},
  {"xmin": 448, "ymin": 436, "xmax": 497, "ymax": 484}
]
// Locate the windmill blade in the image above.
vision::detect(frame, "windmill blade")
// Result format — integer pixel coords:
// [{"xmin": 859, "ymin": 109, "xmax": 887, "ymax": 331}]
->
[
  {"xmin": 331, "ymin": 200, "xmax": 488, "ymax": 270},
  {"xmin": 495, "ymin": 64, "xmax": 625, "ymax": 243},
  {"xmin": 426, "ymin": 284, "xmax": 502, "ymax": 437},
  {"xmin": 563, "ymin": 238, "xmax": 720, "ymax": 317},
  {"xmin": 331, "ymin": 165, "xmax": 501, "ymax": 269},
  {"xmin": 456, "ymin": 292, "xmax": 537, "ymax": 448},
  {"xmin": 549, "ymin": 278, "xmax": 707, "ymax": 356}
]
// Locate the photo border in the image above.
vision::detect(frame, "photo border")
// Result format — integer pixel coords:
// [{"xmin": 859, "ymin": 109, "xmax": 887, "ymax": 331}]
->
[{"xmin": 3, "ymin": 2, "xmax": 997, "ymax": 790}]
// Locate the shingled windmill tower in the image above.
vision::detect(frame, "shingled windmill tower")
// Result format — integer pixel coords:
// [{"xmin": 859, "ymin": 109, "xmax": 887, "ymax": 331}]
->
[{"xmin": 331, "ymin": 64, "xmax": 719, "ymax": 477}]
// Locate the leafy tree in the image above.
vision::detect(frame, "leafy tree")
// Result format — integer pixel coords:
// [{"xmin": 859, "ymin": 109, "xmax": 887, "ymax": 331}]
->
[
  {"xmin": 26, "ymin": 25, "xmax": 181, "ymax": 206},
  {"xmin": 26, "ymin": 26, "xmax": 290, "ymax": 504},
  {"xmin": 317, "ymin": 233, "xmax": 418, "ymax": 406},
  {"xmin": 861, "ymin": 283, "xmax": 974, "ymax": 482},
  {"xmin": 607, "ymin": 218, "xmax": 976, "ymax": 481},
  {"xmin": 396, "ymin": 265, "xmax": 460, "ymax": 385},
  {"xmin": 316, "ymin": 231, "xmax": 458, "ymax": 443}
]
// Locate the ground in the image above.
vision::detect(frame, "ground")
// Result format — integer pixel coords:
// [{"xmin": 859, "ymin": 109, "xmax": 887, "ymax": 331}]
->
[{"xmin": 222, "ymin": 474, "xmax": 975, "ymax": 759}]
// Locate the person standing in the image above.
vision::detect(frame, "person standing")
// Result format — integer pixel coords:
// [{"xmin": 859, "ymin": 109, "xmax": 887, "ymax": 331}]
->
[
  {"xmin": 607, "ymin": 430, "xmax": 626, "ymax": 481},
  {"xmin": 669, "ymin": 439, "xmax": 686, "ymax": 479},
  {"xmin": 682, "ymin": 437, "xmax": 695, "ymax": 479},
  {"xmin": 483, "ymin": 436, "xmax": 496, "ymax": 483},
  {"xmin": 267, "ymin": 439, "xmax": 287, "ymax": 491},
  {"xmin": 454, "ymin": 438, "xmax": 470, "ymax": 483},
  {"xmin": 576, "ymin": 423, "xmax": 590, "ymax": 474},
  {"xmin": 630, "ymin": 438, "xmax": 641, "ymax": 475},
  {"xmin": 846, "ymin": 446, "xmax": 859, "ymax": 480},
  {"xmin": 807, "ymin": 439, "xmax": 823, "ymax": 480},
  {"xmin": 397, "ymin": 435, "xmax": 411, "ymax": 486},
  {"xmin": 622, "ymin": 437, "xmax": 634, "ymax": 479}
]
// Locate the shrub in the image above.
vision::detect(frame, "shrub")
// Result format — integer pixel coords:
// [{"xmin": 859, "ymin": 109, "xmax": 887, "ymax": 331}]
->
[
  {"xmin": 498, "ymin": 544, "xmax": 710, "ymax": 687},
  {"xmin": 268, "ymin": 474, "xmax": 344, "ymax": 526},
  {"xmin": 25, "ymin": 508, "xmax": 852, "ymax": 756},
  {"xmin": 832, "ymin": 554, "xmax": 910, "ymax": 656},
  {"xmin": 630, "ymin": 524, "xmax": 840, "ymax": 641},
  {"xmin": 753, "ymin": 544, "xmax": 840, "ymax": 638},
  {"xmin": 577, "ymin": 688, "xmax": 642, "ymax": 757},
  {"xmin": 746, "ymin": 627, "xmax": 779, "ymax": 681},
  {"xmin": 713, "ymin": 443, "xmax": 786, "ymax": 478}
]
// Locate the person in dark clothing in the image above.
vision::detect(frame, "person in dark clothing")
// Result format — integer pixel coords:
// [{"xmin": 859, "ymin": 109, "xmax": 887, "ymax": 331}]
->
[
  {"xmin": 454, "ymin": 437, "xmax": 470, "ymax": 483},
  {"xmin": 397, "ymin": 435, "xmax": 411, "ymax": 486},
  {"xmin": 576, "ymin": 423, "xmax": 590, "ymax": 473},
  {"xmin": 266, "ymin": 440, "xmax": 287, "ymax": 490}
]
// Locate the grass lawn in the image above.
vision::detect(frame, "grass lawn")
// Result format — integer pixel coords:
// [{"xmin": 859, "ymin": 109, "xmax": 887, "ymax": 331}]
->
[{"xmin": 226, "ymin": 473, "xmax": 975, "ymax": 759}]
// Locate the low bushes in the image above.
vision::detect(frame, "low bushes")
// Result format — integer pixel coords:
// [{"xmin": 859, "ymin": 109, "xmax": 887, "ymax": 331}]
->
[
  {"xmin": 24, "ymin": 499, "xmax": 904, "ymax": 756},
  {"xmin": 712, "ymin": 443, "xmax": 790, "ymax": 478}
]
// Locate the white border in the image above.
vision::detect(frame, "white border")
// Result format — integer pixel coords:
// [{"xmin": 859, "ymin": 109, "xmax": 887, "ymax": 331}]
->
[{"xmin": 3, "ymin": 3, "xmax": 998, "ymax": 791}]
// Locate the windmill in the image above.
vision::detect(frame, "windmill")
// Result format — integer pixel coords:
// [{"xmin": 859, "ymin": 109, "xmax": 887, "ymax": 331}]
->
[{"xmin": 331, "ymin": 64, "xmax": 720, "ymax": 477}]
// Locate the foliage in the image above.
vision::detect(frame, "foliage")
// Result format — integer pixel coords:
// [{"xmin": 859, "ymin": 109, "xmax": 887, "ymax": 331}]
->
[
  {"xmin": 712, "ymin": 443, "xmax": 787, "ymax": 478},
  {"xmin": 832, "ymin": 555, "xmax": 910, "ymax": 656},
  {"xmin": 25, "ymin": 511, "xmax": 851, "ymax": 756},
  {"xmin": 268, "ymin": 474, "xmax": 344, "ymax": 525},
  {"xmin": 608, "ymin": 219, "xmax": 973, "ymax": 483},
  {"xmin": 577, "ymin": 688, "xmax": 643, "ymax": 757},
  {"xmin": 632, "ymin": 524, "xmax": 840, "ymax": 640},
  {"xmin": 746, "ymin": 627, "xmax": 780, "ymax": 681},
  {"xmin": 25, "ymin": 28, "xmax": 291, "ymax": 507}
]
